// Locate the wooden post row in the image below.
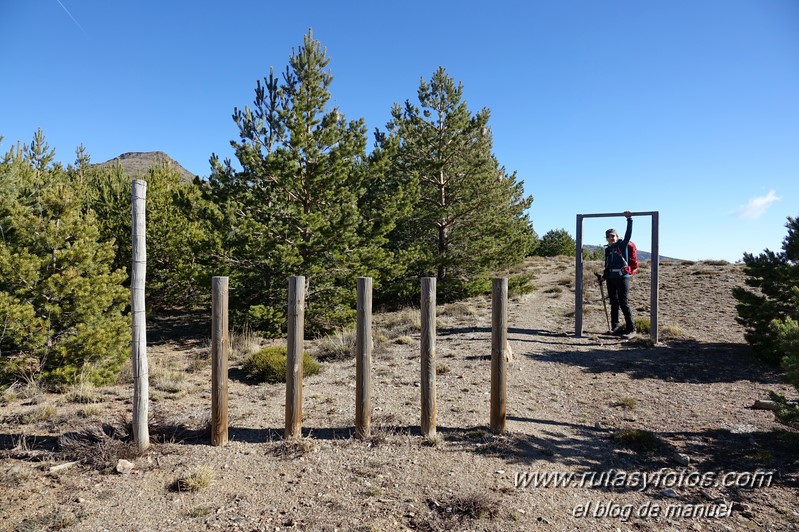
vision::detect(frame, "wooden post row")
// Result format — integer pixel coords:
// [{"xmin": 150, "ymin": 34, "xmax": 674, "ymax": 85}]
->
[{"xmin": 211, "ymin": 276, "xmax": 229, "ymax": 446}]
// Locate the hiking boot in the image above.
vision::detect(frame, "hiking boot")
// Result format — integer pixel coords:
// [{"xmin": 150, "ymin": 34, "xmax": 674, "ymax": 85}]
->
[
  {"xmin": 622, "ymin": 329, "xmax": 636, "ymax": 339},
  {"xmin": 610, "ymin": 325, "xmax": 625, "ymax": 336}
]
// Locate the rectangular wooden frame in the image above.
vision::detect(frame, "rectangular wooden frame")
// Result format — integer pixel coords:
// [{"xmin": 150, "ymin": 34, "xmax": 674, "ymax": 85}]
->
[{"xmin": 575, "ymin": 211, "xmax": 660, "ymax": 343}]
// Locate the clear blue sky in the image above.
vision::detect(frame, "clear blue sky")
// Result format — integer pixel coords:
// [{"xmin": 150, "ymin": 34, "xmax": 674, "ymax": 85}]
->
[{"xmin": 2, "ymin": 1, "xmax": 797, "ymax": 262}]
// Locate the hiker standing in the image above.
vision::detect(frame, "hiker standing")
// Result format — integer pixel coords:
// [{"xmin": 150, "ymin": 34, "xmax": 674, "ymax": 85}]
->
[{"xmin": 599, "ymin": 211, "xmax": 635, "ymax": 338}]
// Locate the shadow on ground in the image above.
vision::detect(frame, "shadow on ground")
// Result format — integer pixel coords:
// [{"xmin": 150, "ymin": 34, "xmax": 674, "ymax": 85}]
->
[{"xmin": 519, "ymin": 330, "xmax": 783, "ymax": 385}]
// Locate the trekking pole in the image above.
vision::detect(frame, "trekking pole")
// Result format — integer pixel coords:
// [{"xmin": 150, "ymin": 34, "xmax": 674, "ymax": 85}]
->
[{"xmin": 594, "ymin": 272, "xmax": 611, "ymax": 333}]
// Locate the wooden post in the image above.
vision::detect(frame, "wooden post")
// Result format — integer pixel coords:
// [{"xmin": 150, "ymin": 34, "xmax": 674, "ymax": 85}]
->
[
  {"xmin": 355, "ymin": 277, "xmax": 373, "ymax": 438},
  {"xmin": 420, "ymin": 277, "xmax": 437, "ymax": 438},
  {"xmin": 285, "ymin": 276, "xmax": 305, "ymax": 439},
  {"xmin": 651, "ymin": 212, "xmax": 660, "ymax": 344},
  {"xmin": 211, "ymin": 276, "xmax": 229, "ymax": 446},
  {"xmin": 490, "ymin": 277, "xmax": 508, "ymax": 434},
  {"xmin": 575, "ymin": 214, "xmax": 584, "ymax": 336},
  {"xmin": 131, "ymin": 179, "xmax": 149, "ymax": 451}
]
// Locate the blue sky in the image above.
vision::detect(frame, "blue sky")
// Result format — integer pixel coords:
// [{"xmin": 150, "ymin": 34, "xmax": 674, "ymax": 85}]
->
[{"xmin": 2, "ymin": 1, "xmax": 797, "ymax": 262}]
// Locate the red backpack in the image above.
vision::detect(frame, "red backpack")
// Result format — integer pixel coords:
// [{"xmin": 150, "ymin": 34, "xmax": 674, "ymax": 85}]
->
[{"xmin": 624, "ymin": 242, "xmax": 639, "ymax": 275}]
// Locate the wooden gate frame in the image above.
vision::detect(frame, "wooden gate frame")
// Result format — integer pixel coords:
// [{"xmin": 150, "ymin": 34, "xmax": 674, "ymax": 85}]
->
[{"xmin": 574, "ymin": 211, "xmax": 660, "ymax": 343}]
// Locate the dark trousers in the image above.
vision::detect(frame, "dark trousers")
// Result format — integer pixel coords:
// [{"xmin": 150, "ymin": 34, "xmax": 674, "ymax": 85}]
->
[{"xmin": 606, "ymin": 277, "xmax": 633, "ymax": 332}]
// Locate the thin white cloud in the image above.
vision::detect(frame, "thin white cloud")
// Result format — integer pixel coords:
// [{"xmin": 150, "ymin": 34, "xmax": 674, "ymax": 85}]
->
[{"xmin": 732, "ymin": 190, "xmax": 781, "ymax": 220}]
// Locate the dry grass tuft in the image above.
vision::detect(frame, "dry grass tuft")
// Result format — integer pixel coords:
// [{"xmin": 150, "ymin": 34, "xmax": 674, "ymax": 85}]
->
[
  {"xmin": 615, "ymin": 397, "xmax": 638, "ymax": 410},
  {"xmin": 378, "ymin": 308, "xmax": 421, "ymax": 338},
  {"xmin": 439, "ymin": 302, "xmax": 478, "ymax": 318},
  {"xmin": 660, "ymin": 323, "xmax": 686, "ymax": 338},
  {"xmin": 65, "ymin": 380, "xmax": 100, "ymax": 404},
  {"xmin": 230, "ymin": 325, "xmax": 262, "ymax": 361},
  {"xmin": 174, "ymin": 466, "xmax": 214, "ymax": 492},
  {"xmin": 612, "ymin": 428, "xmax": 661, "ymax": 453},
  {"xmin": 269, "ymin": 437, "xmax": 318, "ymax": 459},
  {"xmin": 315, "ymin": 328, "xmax": 356, "ymax": 361}
]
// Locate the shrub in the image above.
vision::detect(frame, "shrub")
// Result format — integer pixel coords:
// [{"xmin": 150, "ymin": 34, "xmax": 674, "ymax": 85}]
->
[
  {"xmin": 243, "ymin": 346, "xmax": 320, "ymax": 384},
  {"xmin": 770, "ymin": 304, "xmax": 799, "ymax": 427},
  {"xmin": 733, "ymin": 215, "xmax": 799, "ymax": 364}
]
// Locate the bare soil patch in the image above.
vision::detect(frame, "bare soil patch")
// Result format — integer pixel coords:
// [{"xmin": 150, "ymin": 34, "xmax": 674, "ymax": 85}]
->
[{"xmin": 1, "ymin": 257, "xmax": 797, "ymax": 531}]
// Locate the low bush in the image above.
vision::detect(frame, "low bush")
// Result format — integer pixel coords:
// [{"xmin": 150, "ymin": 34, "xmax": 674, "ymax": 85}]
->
[{"xmin": 243, "ymin": 346, "xmax": 320, "ymax": 384}]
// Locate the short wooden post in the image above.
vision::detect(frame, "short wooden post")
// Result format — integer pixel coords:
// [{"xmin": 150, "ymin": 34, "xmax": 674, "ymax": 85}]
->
[
  {"xmin": 355, "ymin": 277, "xmax": 373, "ymax": 438},
  {"xmin": 285, "ymin": 276, "xmax": 305, "ymax": 439},
  {"xmin": 211, "ymin": 276, "xmax": 229, "ymax": 446},
  {"xmin": 131, "ymin": 179, "xmax": 149, "ymax": 451},
  {"xmin": 420, "ymin": 277, "xmax": 437, "ymax": 438},
  {"xmin": 490, "ymin": 277, "xmax": 508, "ymax": 434}
]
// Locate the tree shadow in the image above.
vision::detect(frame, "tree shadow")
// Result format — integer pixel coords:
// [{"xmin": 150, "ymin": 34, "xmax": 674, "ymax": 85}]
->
[
  {"xmin": 148, "ymin": 308, "xmax": 208, "ymax": 349},
  {"xmin": 524, "ymin": 337, "xmax": 784, "ymax": 385}
]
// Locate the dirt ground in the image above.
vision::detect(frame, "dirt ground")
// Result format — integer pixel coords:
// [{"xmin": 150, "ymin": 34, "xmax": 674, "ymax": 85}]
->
[{"xmin": 1, "ymin": 257, "xmax": 797, "ymax": 531}]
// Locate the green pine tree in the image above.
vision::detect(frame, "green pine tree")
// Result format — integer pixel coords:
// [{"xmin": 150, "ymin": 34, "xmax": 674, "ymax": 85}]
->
[
  {"xmin": 733, "ymin": 215, "xmax": 799, "ymax": 364},
  {"xmin": 0, "ymin": 132, "xmax": 128, "ymax": 385},
  {"xmin": 204, "ymin": 30, "xmax": 404, "ymax": 334},
  {"xmin": 537, "ymin": 229, "xmax": 577, "ymax": 257},
  {"xmin": 377, "ymin": 67, "xmax": 536, "ymax": 302},
  {"xmin": 85, "ymin": 161, "xmax": 219, "ymax": 309}
]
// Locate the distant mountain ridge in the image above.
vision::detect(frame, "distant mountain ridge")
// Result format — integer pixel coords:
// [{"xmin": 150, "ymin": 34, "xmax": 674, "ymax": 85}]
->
[{"xmin": 95, "ymin": 151, "xmax": 196, "ymax": 183}]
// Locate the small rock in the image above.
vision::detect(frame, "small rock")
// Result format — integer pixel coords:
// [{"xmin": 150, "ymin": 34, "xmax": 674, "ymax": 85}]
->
[
  {"xmin": 662, "ymin": 488, "xmax": 678, "ymax": 498},
  {"xmin": 732, "ymin": 502, "xmax": 750, "ymax": 512},
  {"xmin": 676, "ymin": 453, "xmax": 691, "ymax": 465},
  {"xmin": 751, "ymin": 399, "xmax": 778, "ymax": 411},
  {"xmin": 594, "ymin": 421, "xmax": 603, "ymax": 429},
  {"xmin": 116, "ymin": 459, "xmax": 134, "ymax": 475},
  {"xmin": 495, "ymin": 470, "xmax": 504, "ymax": 475}
]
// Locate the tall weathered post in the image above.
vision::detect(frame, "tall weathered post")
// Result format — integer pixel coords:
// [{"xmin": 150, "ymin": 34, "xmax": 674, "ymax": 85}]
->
[
  {"xmin": 131, "ymin": 179, "xmax": 150, "ymax": 451},
  {"xmin": 285, "ymin": 276, "xmax": 305, "ymax": 439},
  {"xmin": 490, "ymin": 277, "xmax": 508, "ymax": 434},
  {"xmin": 420, "ymin": 277, "xmax": 437, "ymax": 438},
  {"xmin": 211, "ymin": 276, "xmax": 229, "ymax": 446},
  {"xmin": 355, "ymin": 277, "xmax": 373, "ymax": 438}
]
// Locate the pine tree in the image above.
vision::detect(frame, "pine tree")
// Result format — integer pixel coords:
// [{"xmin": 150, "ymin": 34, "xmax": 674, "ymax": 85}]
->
[
  {"xmin": 734, "ymin": 215, "xmax": 799, "ymax": 364},
  {"xmin": 377, "ymin": 67, "xmax": 535, "ymax": 301},
  {"xmin": 85, "ymin": 161, "xmax": 219, "ymax": 309},
  {"xmin": 0, "ymin": 134, "xmax": 128, "ymax": 385},
  {"xmin": 204, "ymin": 30, "xmax": 404, "ymax": 334},
  {"xmin": 537, "ymin": 229, "xmax": 577, "ymax": 257}
]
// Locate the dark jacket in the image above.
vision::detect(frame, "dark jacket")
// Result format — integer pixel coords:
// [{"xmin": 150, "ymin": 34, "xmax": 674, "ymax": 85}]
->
[{"xmin": 604, "ymin": 218, "xmax": 633, "ymax": 279}]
